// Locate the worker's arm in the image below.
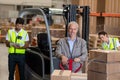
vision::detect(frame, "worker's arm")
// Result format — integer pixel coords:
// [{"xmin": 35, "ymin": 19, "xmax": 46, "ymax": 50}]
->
[
  {"xmin": 6, "ymin": 31, "xmax": 29, "ymax": 49},
  {"xmin": 74, "ymin": 58, "xmax": 81, "ymax": 62},
  {"xmin": 116, "ymin": 38, "xmax": 120, "ymax": 50},
  {"xmin": 16, "ymin": 41, "xmax": 29, "ymax": 49},
  {"xmin": 76, "ymin": 39, "xmax": 88, "ymax": 62},
  {"xmin": 5, "ymin": 36, "xmax": 19, "ymax": 48},
  {"xmin": 6, "ymin": 40, "xmax": 29, "ymax": 49},
  {"xmin": 61, "ymin": 55, "xmax": 68, "ymax": 65},
  {"xmin": 5, "ymin": 30, "xmax": 18, "ymax": 48},
  {"xmin": 5, "ymin": 40, "xmax": 10, "ymax": 47},
  {"xmin": 54, "ymin": 39, "xmax": 68, "ymax": 65},
  {"xmin": 54, "ymin": 39, "xmax": 63, "ymax": 58},
  {"xmin": 117, "ymin": 46, "xmax": 120, "ymax": 50}
]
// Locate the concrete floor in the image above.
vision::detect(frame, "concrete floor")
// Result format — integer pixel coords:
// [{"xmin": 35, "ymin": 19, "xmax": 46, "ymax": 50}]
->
[{"xmin": 0, "ymin": 43, "xmax": 9, "ymax": 80}]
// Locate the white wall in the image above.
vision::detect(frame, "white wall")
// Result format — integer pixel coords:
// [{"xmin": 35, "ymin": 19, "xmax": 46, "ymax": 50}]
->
[
  {"xmin": 0, "ymin": 5, "xmax": 15, "ymax": 18},
  {"xmin": 0, "ymin": 0, "xmax": 52, "ymax": 7}
]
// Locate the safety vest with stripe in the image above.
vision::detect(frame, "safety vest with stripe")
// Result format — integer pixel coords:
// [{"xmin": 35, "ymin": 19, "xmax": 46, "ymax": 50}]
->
[
  {"xmin": 102, "ymin": 37, "xmax": 119, "ymax": 50},
  {"xmin": 8, "ymin": 29, "xmax": 27, "ymax": 54}
]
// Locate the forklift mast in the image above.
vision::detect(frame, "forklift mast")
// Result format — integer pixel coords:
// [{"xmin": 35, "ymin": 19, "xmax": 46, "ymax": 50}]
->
[{"xmin": 44, "ymin": 5, "xmax": 90, "ymax": 48}]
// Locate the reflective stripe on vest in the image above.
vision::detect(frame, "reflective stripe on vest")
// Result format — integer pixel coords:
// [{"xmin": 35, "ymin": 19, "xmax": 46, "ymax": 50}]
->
[
  {"xmin": 8, "ymin": 29, "xmax": 27, "ymax": 54},
  {"xmin": 102, "ymin": 38, "xmax": 118, "ymax": 50}
]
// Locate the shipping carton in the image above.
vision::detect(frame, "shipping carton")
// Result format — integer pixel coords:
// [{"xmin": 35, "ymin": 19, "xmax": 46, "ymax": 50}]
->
[
  {"xmin": 51, "ymin": 70, "xmax": 71, "ymax": 80},
  {"xmin": 71, "ymin": 73, "xmax": 87, "ymax": 80},
  {"xmin": 88, "ymin": 61, "xmax": 120, "ymax": 74},
  {"xmin": 89, "ymin": 50, "xmax": 120, "ymax": 62},
  {"xmin": 88, "ymin": 71, "xmax": 120, "ymax": 80}
]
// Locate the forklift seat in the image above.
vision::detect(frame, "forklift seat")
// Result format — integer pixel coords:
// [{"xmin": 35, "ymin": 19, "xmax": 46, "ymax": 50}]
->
[{"xmin": 37, "ymin": 33, "xmax": 50, "ymax": 57}]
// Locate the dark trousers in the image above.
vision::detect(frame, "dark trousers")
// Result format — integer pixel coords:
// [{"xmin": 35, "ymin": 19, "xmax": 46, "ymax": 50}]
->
[{"xmin": 8, "ymin": 54, "xmax": 25, "ymax": 80}]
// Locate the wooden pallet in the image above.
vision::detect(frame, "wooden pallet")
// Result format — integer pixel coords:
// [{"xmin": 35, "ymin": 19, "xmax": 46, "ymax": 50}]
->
[{"xmin": 89, "ymin": 34, "xmax": 101, "ymax": 49}]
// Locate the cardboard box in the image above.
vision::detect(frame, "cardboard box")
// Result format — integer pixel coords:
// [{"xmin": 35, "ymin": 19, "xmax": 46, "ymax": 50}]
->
[
  {"xmin": 51, "ymin": 70, "xmax": 71, "ymax": 80},
  {"xmin": 89, "ymin": 50, "xmax": 120, "ymax": 62},
  {"xmin": 88, "ymin": 61, "xmax": 120, "ymax": 74},
  {"xmin": 71, "ymin": 73, "xmax": 87, "ymax": 80},
  {"xmin": 88, "ymin": 71, "xmax": 120, "ymax": 80}
]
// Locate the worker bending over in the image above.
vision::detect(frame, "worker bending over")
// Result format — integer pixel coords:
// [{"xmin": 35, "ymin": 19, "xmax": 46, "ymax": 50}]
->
[{"xmin": 98, "ymin": 31, "xmax": 120, "ymax": 50}]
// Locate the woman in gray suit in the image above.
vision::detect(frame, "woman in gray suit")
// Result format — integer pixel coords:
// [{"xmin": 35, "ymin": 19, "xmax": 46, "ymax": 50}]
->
[{"xmin": 55, "ymin": 21, "xmax": 88, "ymax": 73}]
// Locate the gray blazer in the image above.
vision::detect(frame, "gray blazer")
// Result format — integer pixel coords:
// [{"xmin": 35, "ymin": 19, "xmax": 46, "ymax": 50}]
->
[{"xmin": 54, "ymin": 37, "xmax": 88, "ymax": 72}]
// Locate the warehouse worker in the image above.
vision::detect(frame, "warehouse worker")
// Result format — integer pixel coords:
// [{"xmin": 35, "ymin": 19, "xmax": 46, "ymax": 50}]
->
[
  {"xmin": 6, "ymin": 17, "xmax": 29, "ymax": 80},
  {"xmin": 54, "ymin": 21, "xmax": 88, "ymax": 73},
  {"xmin": 98, "ymin": 31, "xmax": 120, "ymax": 50}
]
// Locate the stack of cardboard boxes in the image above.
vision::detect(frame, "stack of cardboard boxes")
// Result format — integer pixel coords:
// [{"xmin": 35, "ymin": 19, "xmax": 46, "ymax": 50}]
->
[{"xmin": 88, "ymin": 50, "xmax": 120, "ymax": 80}]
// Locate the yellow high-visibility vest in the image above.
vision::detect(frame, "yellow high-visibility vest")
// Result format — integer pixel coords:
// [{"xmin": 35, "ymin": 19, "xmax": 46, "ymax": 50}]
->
[
  {"xmin": 8, "ymin": 29, "xmax": 27, "ymax": 54},
  {"xmin": 102, "ymin": 37, "xmax": 119, "ymax": 50}
]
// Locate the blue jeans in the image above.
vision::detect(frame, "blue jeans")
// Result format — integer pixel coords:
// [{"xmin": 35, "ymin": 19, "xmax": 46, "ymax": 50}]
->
[{"xmin": 8, "ymin": 54, "xmax": 25, "ymax": 80}]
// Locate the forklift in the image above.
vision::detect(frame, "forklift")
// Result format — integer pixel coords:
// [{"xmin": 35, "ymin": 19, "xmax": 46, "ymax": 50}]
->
[{"xmin": 19, "ymin": 4, "xmax": 90, "ymax": 80}]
